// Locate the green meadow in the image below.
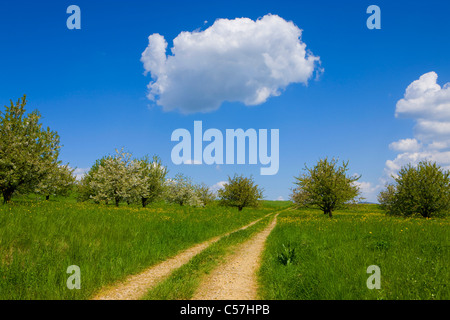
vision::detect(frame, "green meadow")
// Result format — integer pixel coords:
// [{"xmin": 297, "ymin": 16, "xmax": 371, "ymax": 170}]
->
[
  {"xmin": 258, "ymin": 205, "xmax": 449, "ymax": 300},
  {"xmin": 0, "ymin": 199, "xmax": 448, "ymax": 300},
  {"xmin": 0, "ymin": 199, "xmax": 277, "ymax": 300}
]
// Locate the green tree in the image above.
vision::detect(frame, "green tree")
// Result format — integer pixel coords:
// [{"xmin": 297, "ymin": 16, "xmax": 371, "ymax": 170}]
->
[
  {"xmin": 135, "ymin": 155, "xmax": 167, "ymax": 207},
  {"xmin": 290, "ymin": 158, "xmax": 361, "ymax": 217},
  {"xmin": 195, "ymin": 183, "xmax": 217, "ymax": 206},
  {"xmin": 378, "ymin": 161, "xmax": 450, "ymax": 218},
  {"xmin": 35, "ymin": 163, "xmax": 76, "ymax": 200},
  {"xmin": 218, "ymin": 174, "xmax": 263, "ymax": 211},
  {"xmin": 0, "ymin": 95, "xmax": 61, "ymax": 203},
  {"xmin": 377, "ymin": 183, "xmax": 396, "ymax": 213}
]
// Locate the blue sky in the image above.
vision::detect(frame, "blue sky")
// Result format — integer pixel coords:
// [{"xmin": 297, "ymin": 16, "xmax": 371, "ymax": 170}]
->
[{"xmin": 1, "ymin": 0, "xmax": 449, "ymax": 202}]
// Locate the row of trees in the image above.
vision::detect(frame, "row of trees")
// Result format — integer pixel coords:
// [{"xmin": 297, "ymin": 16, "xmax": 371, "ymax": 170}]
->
[
  {"xmin": 78, "ymin": 150, "xmax": 170, "ymax": 207},
  {"xmin": 0, "ymin": 96, "xmax": 264, "ymax": 209},
  {"xmin": 77, "ymin": 148, "xmax": 264, "ymax": 210},
  {"xmin": 290, "ymin": 158, "xmax": 450, "ymax": 218},
  {"xmin": 2, "ymin": 95, "xmax": 449, "ymax": 217}
]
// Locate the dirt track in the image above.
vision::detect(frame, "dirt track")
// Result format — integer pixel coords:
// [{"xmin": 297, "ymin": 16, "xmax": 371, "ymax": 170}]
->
[
  {"xmin": 191, "ymin": 214, "xmax": 278, "ymax": 300},
  {"xmin": 92, "ymin": 213, "xmax": 274, "ymax": 300}
]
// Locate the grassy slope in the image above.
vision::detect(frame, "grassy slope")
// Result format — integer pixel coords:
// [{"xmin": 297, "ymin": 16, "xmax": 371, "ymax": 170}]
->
[
  {"xmin": 0, "ymin": 199, "xmax": 283, "ymax": 299},
  {"xmin": 258, "ymin": 204, "xmax": 450, "ymax": 300}
]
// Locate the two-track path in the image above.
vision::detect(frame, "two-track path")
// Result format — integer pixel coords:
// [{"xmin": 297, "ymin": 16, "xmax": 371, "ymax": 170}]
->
[
  {"xmin": 191, "ymin": 214, "xmax": 279, "ymax": 300},
  {"xmin": 92, "ymin": 211, "xmax": 279, "ymax": 300}
]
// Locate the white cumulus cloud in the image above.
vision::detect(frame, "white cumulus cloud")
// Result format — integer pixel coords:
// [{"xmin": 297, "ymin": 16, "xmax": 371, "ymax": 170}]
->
[
  {"xmin": 210, "ymin": 181, "xmax": 227, "ymax": 193},
  {"xmin": 353, "ymin": 181, "xmax": 383, "ymax": 203},
  {"xmin": 385, "ymin": 71, "xmax": 450, "ymax": 179},
  {"xmin": 389, "ymin": 138, "xmax": 422, "ymax": 152},
  {"xmin": 141, "ymin": 14, "xmax": 321, "ymax": 113}
]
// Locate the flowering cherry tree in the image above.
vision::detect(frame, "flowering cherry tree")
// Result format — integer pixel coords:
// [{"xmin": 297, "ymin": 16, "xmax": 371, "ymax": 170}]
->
[
  {"xmin": 164, "ymin": 173, "xmax": 204, "ymax": 207},
  {"xmin": 89, "ymin": 149, "xmax": 138, "ymax": 206},
  {"xmin": 35, "ymin": 163, "xmax": 76, "ymax": 200},
  {"xmin": 135, "ymin": 155, "xmax": 167, "ymax": 207},
  {"xmin": 0, "ymin": 96, "xmax": 61, "ymax": 203}
]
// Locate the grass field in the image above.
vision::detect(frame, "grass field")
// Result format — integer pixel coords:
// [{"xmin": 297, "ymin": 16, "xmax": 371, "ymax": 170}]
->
[
  {"xmin": 258, "ymin": 205, "xmax": 450, "ymax": 300},
  {"xmin": 0, "ymin": 198, "xmax": 281, "ymax": 299},
  {"xmin": 1, "ymin": 198, "xmax": 448, "ymax": 300}
]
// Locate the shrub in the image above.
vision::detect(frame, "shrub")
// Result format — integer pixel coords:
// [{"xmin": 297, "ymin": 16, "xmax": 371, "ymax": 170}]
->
[{"xmin": 378, "ymin": 161, "xmax": 450, "ymax": 217}]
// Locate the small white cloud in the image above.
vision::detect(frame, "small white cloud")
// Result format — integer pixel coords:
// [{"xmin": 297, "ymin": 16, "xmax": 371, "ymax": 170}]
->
[
  {"xmin": 276, "ymin": 196, "xmax": 284, "ymax": 201},
  {"xmin": 389, "ymin": 138, "xmax": 422, "ymax": 152},
  {"xmin": 353, "ymin": 181, "xmax": 383, "ymax": 203},
  {"xmin": 210, "ymin": 181, "xmax": 227, "ymax": 192},
  {"xmin": 141, "ymin": 14, "xmax": 320, "ymax": 113},
  {"xmin": 72, "ymin": 167, "xmax": 89, "ymax": 181}
]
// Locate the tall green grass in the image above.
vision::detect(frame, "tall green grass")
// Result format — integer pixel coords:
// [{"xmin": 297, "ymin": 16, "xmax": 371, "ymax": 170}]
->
[
  {"xmin": 258, "ymin": 205, "xmax": 449, "ymax": 300},
  {"xmin": 0, "ymin": 200, "xmax": 276, "ymax": 299}
]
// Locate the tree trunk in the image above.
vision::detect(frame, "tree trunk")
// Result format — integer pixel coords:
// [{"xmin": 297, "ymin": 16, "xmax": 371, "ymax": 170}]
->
[
  {"xmin": 238, "ymin": 206, "xmax": 243, "ymax": 211},
  {"xmin": 45, "ymin": 195, "xmax": 50, "ymax": 201},
  {"xmin": 115, "ymin": 197, "xmax": 120, "ymax": 207},
  {"xmin": 142, "ymin": 197, "xmax": 147, "ymax": 208},
  {"xmin": 324, "ymin": 208, "xmax": 332, "ymax": 218},
  {"xmin": 2, "ymin": 189, "xmax": 13, "ymax": 204}
]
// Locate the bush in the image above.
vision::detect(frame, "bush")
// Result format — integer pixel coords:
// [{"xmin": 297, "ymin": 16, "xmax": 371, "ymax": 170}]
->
[{"xmin": 378, "ymin": 161, "xmax": 450, "ymax": 217}]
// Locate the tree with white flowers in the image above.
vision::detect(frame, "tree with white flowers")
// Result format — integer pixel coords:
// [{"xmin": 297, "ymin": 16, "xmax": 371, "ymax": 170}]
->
[
  {"xmin": 77, "ymin": 156, "xmax": 108, "ymax": 202},
  {"xmin": 165, "ymin": 173, "xmax": 203, "ymax": 207},
  {"xmin": 0, "ymin": 95, "xmax": 61, "ymax": 203},
  {"xmin": 135, "ymin": 155, "xmax": 167, "ymax": 207},
  {"xmin": 195, "ymin": 182, "xmax": 217, "ymax": 206},
  {"xmin": 89, "ymin": 149, "xmax": 138, "ymax": 206},
  {"xmin": 35, "ymin": 163, "xmax": 76, "ymax": 200}
]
